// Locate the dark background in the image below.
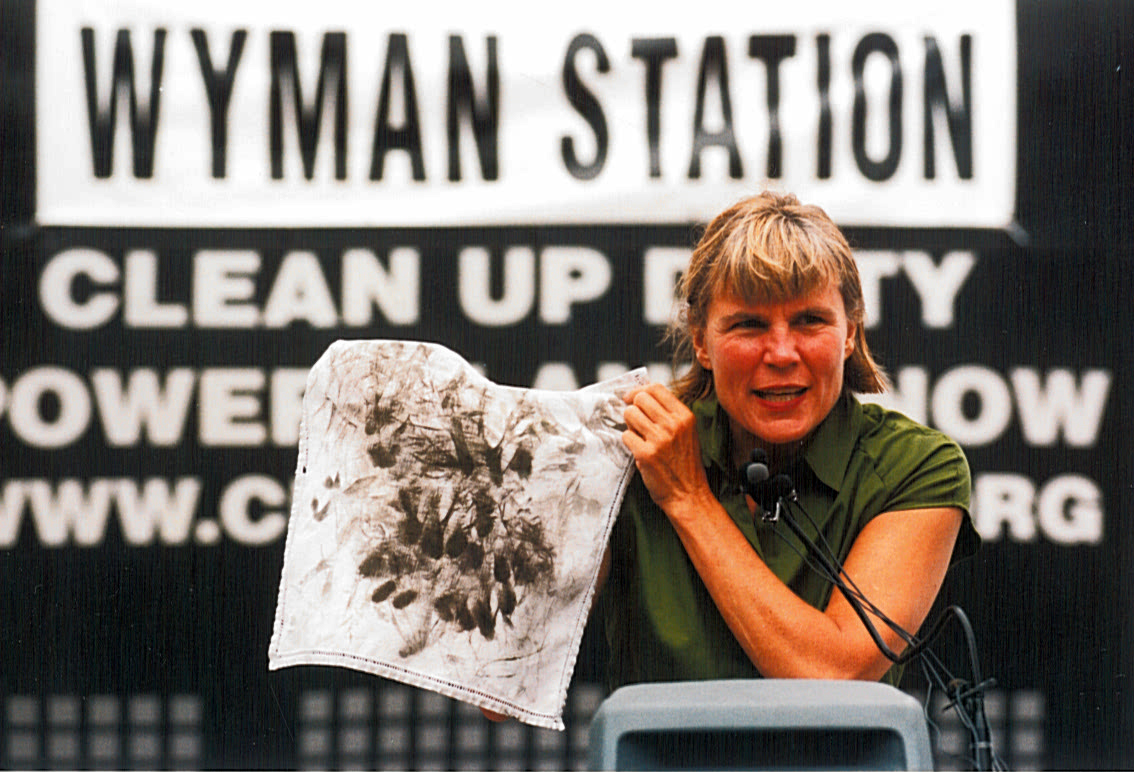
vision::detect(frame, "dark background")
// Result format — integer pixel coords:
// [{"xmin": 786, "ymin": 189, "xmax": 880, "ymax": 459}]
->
[{"xmin": 2, "ymin": 0, "xmax": 1132, "ymax": 769}]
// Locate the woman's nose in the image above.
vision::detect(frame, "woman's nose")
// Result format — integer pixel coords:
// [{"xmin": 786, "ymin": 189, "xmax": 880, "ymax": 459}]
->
[{"xmin": 763, "ymin": 328, "xmax": 800, "ymax": 366}]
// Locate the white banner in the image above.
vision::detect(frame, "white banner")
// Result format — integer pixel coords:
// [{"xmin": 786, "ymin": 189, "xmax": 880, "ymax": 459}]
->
[{"xmin": 36, "ymin": 0, "xmax": 1015, "ymax": 228}]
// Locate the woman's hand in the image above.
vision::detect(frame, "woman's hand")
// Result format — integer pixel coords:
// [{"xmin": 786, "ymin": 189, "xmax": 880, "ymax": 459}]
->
[{"xmin": 621, "ymin": 384, "xmax": 714, "ymax": 515}]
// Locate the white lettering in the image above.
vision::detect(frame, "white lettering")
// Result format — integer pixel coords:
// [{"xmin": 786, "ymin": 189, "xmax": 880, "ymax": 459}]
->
[
  {"xmin": 642, "ymin": 247, "xmax": 690, "ymax": 325},
  {"xmin": 855, "ymin": 252, "xmax": 901, "ymax": 329},
  {"xmin": 341, "ymin": 247, "xmax": 421, "ymax": 325},
  {"xmin": 0, "ymin": 479, "xmax": 111, "ymax": 547},
  {"xmin": 0, "ymin": 480, "xmax": 27, "ymax": 546},
  {"xmin": 91, "ymin": 368, "xmax": 196, "ymax": 446},
  {"xmin": 199, "ymin": 369, "xmax": 267, "ymax": 446},
  {"xmin": 861, "ymin": 366, "xmax": 929, "ymax": 424},
  {"xmin": 111, "ymin": 477, "xmax": 202, "ymax": 545},
  {"xmin": 1036, "ymin": 474, "xmax": 1103, "ymax": 545},
  {"xmin": 1011, "ymin": 368, "xmax": 1111, "ymax": 447},
  {"xmin": 8, "ymin": 367, "xmax": 92, "ymax": 449},
  {"xmin": 531, "ymin": 362, "xmax": 579, "ymax": 391},
  {"xmin": 271, "ymin": 368, "xmax": 309, "ymax": 446},
  {"xmin": 39, "ymin": 248, "xmax": 120, "ymax": 329},
  {"xmin": 7, "ymin": 479, "xmax": 127, "ymax": 547},
  {"xmin": 931, "ymin": 365, "xmax": 1013, "ymax": 446},
  {"xmin": 458, "ymin": 246, "xmax": 536, "ymax": 326},
  {"xmin": 0, "ymin": 476, "xmax": 295, "ymax": 548},
  {"xmin": 855, "ymin": 251, "xmax": 975, "ymax": 329},
  {"xmin": 539, "ymin": 247, "xmax": 612, "ymax": 324},
  {"xmin": 865, "ymin": 365, "xmax": 1112, "ymax": 450},
  {"xmin": 972, "ymin": 473, "xmax": 1037, "ymax": 542},
  {"xmin": 262, "ymin": 251, "xmax": 339, "ymax": 328},
  {"xmin": 973, "ymin": 473, "xmax": 1104, "ymax": 545},
  {"xmin": 193, "ymin": 250, "xmax": 261, "ymax": 327},
  {"xmin": 33, "ymin": 479, "xmax": 115, "ymax": 547},
  {"xmin": 2, "ymin": 367, "xmax": 320, "ymax": 449},
  {"xmin": 900, "ymin": 251, "xmax": 975, "ymax": 327},
  {"xmin": 43, "ymin": 247, "xmax": 429, "ymax": 330},
  {"xmin": 219, "ymin": 475, "xmax": 288, "ymax": 545},
  {"xmin": 123, "ymin": 250, "xmax": 189, "ymax": 327}
]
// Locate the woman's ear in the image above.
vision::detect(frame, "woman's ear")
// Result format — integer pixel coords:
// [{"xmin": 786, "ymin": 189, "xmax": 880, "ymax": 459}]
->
[
  {"xmin": 692, "ymin": 328, "xmax": 712, "ymax": 370},
  {"xmin": 844, "ymin": 322, "xmax": 857, "ymax": 359}
]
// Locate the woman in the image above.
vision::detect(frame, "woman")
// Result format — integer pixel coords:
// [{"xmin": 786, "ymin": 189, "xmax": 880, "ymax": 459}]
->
[{"xmin": 604, "ymin": 190, "xmax": 979, "ymax": 689}]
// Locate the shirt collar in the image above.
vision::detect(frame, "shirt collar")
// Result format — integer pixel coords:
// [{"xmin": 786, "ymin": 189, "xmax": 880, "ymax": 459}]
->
[
  {"xmin": 692, "ymin": 391, "xmax": 863, "ymax": 493},
  {"xmin": 800, "ymin": 391, "xmax": 862, "ymax": 493}
]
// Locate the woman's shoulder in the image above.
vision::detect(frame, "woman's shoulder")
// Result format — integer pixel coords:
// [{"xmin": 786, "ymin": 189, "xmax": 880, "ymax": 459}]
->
[
  {"xmin": 851, "ymin": 399, "xmax": 978, "ymax": 559},
  {"xmin": 853, "ymin": 400, "xmax": 970, "ymax": 488}
]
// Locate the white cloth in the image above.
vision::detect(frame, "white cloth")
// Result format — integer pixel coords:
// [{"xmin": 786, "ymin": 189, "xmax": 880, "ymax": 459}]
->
[{"xmin": 269, "ymin": 340, "xmax": 645, "ymax": 729}]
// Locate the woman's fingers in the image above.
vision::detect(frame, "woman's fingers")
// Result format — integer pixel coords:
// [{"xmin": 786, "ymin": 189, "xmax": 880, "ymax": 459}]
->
[
  {"xmin": 623, "ymin": 384, "xmax": 684, "ymax": 437},
  {"xmin": 625, "ymin": 383, "xmax": 678, "ymax": 413},
  {"xmin": 621, "ymin": 386, "xmax": 697, "ymax": 467},
  {"xmin": 621, "ymin": 387, "xmax": 707, "ymax": 512}
]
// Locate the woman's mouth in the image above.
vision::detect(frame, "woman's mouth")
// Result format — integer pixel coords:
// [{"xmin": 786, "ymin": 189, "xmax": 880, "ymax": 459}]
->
[{"xmin": 754, "ymin": 386, "xmax": 807, "ymax": 402}]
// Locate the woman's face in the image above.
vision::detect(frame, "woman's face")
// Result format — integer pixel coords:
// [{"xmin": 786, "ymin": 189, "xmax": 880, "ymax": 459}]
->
[{"xmin": 693, "ymin": 281, "xmax": 856, "ymax": 452}]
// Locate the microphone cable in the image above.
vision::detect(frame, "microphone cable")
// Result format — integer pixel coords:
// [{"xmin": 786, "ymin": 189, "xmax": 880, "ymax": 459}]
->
[{"xmin": 740, "ymin": 450, "xmax": 1004, "ymax": 772}]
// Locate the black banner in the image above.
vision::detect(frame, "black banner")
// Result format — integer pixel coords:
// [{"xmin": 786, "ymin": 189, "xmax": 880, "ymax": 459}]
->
[{"xmin": 3, "ymin": 0, "xmax": 1133, "ymax": 769}]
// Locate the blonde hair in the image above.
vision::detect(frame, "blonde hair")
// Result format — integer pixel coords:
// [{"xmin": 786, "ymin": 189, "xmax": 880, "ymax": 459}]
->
[{"xmin": 669, "ymin": 191, "xmax": 890, "ymax": 403}]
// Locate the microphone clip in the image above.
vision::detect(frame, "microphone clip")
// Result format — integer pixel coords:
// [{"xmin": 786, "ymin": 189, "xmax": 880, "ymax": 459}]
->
[
  {"xmin": 762, "ymin": 481, "xmax": 798, "ymax": 523},
  {"xmin": 762, "ymin": 498, "xmax": 782, "ymax": 523}
]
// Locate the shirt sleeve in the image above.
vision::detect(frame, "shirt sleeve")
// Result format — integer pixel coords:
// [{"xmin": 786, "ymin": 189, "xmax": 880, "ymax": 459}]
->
[{"xmin": 871, "ymin": 415, "xmax": 979, "ymax": 564}]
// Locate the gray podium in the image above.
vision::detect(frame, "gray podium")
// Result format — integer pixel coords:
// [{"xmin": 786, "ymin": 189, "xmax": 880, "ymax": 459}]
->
[{"xmin": 588, "ymin": 679, "xmax": 934, "ymax": 770}]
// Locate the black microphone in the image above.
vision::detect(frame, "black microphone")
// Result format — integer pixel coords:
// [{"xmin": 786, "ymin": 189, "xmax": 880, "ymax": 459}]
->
[
  {"xmin": 740, "ymin": 449, "xmax": 797, "ymax": 519},
  {"xmin": 743, "ymin": 448, "xmax": 770, "ymax": 488}
]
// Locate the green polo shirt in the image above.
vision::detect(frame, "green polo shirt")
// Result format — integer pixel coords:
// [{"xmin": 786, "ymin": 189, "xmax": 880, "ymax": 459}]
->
[{"xmin": 601, "ymin": 391, "xmax": 977, "ymax": 691}]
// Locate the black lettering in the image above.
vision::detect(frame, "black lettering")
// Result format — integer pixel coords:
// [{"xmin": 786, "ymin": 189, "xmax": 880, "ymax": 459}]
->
[
  {"xmin": 190, "ymin": 29, "xmax": 247, "ymax": 179},
  {"xmin": 631, "ymin": 37, "xmax": 677, "ymax": 179},
  {"xmin": 370, "ymin": 33, "xmax": 426, "ymax": 181},
  {"xmin": 816, "ymin": 33, "xmax": 832, "ymax": 179},
  {"xmin": 269, "ymin": 31, "xmax": 348, "ymax": 180},
  {"xmin": 852, "ymin": 32, "xmax": 902, "ymax": 182},
  {"xmin": 688, "ymin": 36, "xmax": 742, "ymax": 180},
  {"xmin": 923, "ymin": 35, "xmax": 973, "ymax": 179},
  {"xmin": 80, "ymin": 27, "xmax": 166, "ymax": 178},
  {"xmin": 561, "ymin": 33, "xmax": 610, "ymax": 181},
  {"xmin": 748, "ymin": 35, "xmax": 796, "ymax": 178},
  {"xmin": 446, "ymin": 35, "xmax": 499, "ymax": 182}
]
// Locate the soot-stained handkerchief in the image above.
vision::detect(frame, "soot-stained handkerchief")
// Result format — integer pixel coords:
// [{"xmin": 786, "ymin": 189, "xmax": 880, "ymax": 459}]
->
[{"xmin": 269, "ymin": 340, "xmax": 646, "ymax": 729}]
